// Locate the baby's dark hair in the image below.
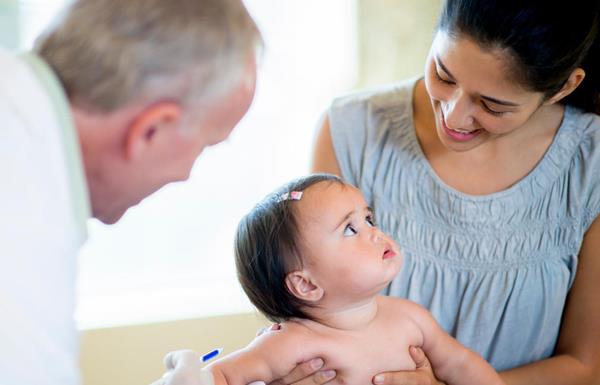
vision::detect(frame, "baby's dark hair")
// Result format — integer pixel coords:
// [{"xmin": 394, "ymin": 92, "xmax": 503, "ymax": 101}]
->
[
  {"xmin": 439, "ymin": 0, "xmax": 600, "ymax": 114},
  {"xmin": 234, "ymin": 173, "xmax": 343, "ymax": 323}
]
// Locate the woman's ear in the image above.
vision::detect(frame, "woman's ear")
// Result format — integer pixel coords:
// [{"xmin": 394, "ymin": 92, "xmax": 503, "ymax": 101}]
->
[
  {"xmin": 285, "ymin": 271, "xmax": 324, "ymax": 303},
  {"xmin": 544, "ymin": 68, "xmax": 586, "ymax": 105},
  {"xmin": 125, "ymin": 101, "xmax": 183, "ymax": 160}
]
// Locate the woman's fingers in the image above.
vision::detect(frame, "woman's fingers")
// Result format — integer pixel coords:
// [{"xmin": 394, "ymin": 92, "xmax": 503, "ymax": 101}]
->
[
  {"xmin": 371, "ymin": 346, "xmax": 444, "ymax": 385},
  {"xmin": 373, "ymin": 372, "xmax": 430, "ymax": 385},
  {"xmin": 409, "ymin": 347, "xmax": 432, "ymax": 370},
  {"xmin": 269, "ymin": 358, "xmax": 336, "ymax": 385}
]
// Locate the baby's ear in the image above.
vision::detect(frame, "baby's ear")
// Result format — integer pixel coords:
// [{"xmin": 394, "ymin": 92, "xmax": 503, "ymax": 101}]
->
[{"xmin": 285, "ymin": 271, "xmax": 324, "ymax": 303}]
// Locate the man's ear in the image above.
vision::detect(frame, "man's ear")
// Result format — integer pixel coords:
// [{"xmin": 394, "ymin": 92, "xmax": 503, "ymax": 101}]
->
[
  {"xmin": 285, "ymin": 271, "xmax": 324, "ymax": 303},
  {"xmin": 544, "ymin": 68, "xmax": 586, "ymax": 105},
  {"xmin": 125, "ymin": 101, "xmax": 183, "ymax": 160}
]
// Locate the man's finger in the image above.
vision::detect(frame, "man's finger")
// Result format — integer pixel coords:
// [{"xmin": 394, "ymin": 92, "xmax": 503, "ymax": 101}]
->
[
  {"xmin": 164, "ymin": 350, "xmax": 201, "ymax": 370},
  {"xmin": 256, "ymin": 323, "xmax": 282, "ymax": 337}
]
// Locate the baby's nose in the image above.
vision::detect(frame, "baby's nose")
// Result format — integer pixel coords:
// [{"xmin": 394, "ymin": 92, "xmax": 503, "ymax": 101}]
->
[{"xmin": 370, "ymin": 228, "xmax": 383, "ymax": 243}]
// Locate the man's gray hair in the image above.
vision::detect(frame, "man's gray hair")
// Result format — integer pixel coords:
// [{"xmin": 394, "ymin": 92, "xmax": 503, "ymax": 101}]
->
[{"xmin": 35, "ymin": 0, "xmax": 262, "ymax": 113}]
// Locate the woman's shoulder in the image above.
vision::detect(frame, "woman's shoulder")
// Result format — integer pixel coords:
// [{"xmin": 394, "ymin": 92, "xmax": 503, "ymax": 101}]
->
[
  {"xmin": 330, "ymin": 77, "xmax": 420, "ymax": 117},
  {"xmin": 567, "ymin": 106, "xmax": 600, "ymax": 132},
  {"xmin": 562, "ymin": 107, "xmax": 600, "ymax": 161},
  {"xmin": 558, "ymin": 107, "xmax": 600, "ymax": 228},
  {"xmin": 326, "ymin": 78, "xmax": 423, "ymax": 193},
  {"xmin": 328, "ymin": 76, "xmax": 421, "ymax": 143}
]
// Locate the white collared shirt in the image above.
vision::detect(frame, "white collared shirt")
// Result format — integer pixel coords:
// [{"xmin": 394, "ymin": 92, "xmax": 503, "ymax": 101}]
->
[{"xmin": 0, "ymin": 48, "xmax": 91, "ymax": 385}]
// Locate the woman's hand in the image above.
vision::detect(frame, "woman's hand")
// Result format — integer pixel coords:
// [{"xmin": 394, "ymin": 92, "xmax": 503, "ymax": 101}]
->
[
  {"xmin": 372, "ymin": 347, "xmax": 446, "ymax": 385},
  {"xmin": 268, "ymin": 358, "xmax": 336, "ymax": 385},
  {"xmin": 259, "ymin": 324, "xmax": 336, "ymax": 385}
]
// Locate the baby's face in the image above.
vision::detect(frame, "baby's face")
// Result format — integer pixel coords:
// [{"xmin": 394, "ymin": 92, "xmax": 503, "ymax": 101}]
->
[{"xmin": 295, "ymin": 182, "xmax": 402, "ymax": 305}]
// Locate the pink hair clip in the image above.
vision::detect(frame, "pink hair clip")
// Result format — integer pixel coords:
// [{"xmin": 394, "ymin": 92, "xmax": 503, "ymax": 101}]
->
[{"xmin": 277, "ymin": 191, "xmax": 303, "ymax": 202}]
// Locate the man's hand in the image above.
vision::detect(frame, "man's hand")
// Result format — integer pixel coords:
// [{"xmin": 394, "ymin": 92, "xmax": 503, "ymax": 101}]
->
[
  {"xmin": 149, "ymin": 350, "xmax": 214, "ymax": 385},
  {"xmin": 372, "ymin": 347, "xmax": 446, "ymax": 385}
]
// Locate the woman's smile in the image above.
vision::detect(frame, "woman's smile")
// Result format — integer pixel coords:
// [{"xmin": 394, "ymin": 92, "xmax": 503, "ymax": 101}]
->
[{"xmin": 439, "ymin": 109, "xmax": 482, "ymax": 142}]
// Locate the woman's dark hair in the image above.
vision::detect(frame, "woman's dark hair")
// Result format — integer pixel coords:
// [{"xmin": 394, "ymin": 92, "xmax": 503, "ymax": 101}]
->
[
  {"xmin": 439, "ymin": 0, "xmax": 600, "ymax": 114},
  {"xmin": 234, "ymin": 173, "xmax": 343, "ymax": 323}
]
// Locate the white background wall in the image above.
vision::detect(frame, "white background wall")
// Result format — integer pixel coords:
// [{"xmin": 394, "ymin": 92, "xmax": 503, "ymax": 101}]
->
[{"xmin": 75, "ymin": 0, "xmax": 359, "ymax": 328}]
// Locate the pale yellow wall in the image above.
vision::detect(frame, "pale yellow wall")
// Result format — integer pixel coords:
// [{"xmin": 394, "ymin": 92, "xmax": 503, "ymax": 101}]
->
[
  {"xmin": 358, "ymin": 0, "xmax": 443, "ymax": 87},
  {"xmin": 80, "ymin": 312, "xmax": 269, "ymax": 385}
]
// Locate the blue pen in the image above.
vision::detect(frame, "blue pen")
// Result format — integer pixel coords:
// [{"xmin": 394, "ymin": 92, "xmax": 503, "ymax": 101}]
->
[{"xmin": 202, "ymin": 348, "xmax": 223, "ymax": 362}]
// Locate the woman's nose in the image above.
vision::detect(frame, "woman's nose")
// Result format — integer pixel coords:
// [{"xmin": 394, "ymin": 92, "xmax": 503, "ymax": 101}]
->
[{"xmin": 443, "ymin": 91, "xmax": 474, "ymax": 129}]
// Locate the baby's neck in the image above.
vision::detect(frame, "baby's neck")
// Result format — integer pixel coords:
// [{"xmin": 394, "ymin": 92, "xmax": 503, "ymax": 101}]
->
[{"xmin": 310, "ymin": 297, "xmax": 380, "ymax": 331}]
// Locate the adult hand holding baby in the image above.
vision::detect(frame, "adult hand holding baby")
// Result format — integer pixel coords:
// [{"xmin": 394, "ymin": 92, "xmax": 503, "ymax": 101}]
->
[
  {"xmin": 268, "ymin": 359, "xmax": 336, "ymax": 385},
  {"xmin": 270, "ymin": 346, "xmax": 444, "ymax": 385},
  {"xmin": 260, "ymin": 323, "xmax": 337, "ymax": 385},
  {"xmin": 372, "ymin": 347, "xmax": 446, "ymax": 385},
  {"xmin": 151, "ymin": 344, "xmax": 443, "ymax": 385}
]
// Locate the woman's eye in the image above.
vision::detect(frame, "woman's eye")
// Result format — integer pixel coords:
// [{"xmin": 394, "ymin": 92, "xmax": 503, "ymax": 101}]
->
[
  {"xmin": 366, "ymin": 215, "xmax": 375, "ymax": 227},
  {"xmin": 343, "ymin": 224, "xmax": 357, "ymax": 236},
  {"xmin": 481, "ymin": 102, "xmax": 506, "ymax": 116},
  {"xmin": 434, "ymin": 70, "xmax": 455, "ymax": 85}
]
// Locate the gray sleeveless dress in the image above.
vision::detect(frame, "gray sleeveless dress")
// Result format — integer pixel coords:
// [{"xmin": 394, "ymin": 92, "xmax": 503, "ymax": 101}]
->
[{"xmin": 328, "ymin": 77, "xmax": 600, "ymax": 370}]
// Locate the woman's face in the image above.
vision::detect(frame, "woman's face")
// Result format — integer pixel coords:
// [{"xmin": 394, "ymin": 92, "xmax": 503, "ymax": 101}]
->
[{"xmin": 424, "ymin": 31, "xmax": 547, "ymax": 152}]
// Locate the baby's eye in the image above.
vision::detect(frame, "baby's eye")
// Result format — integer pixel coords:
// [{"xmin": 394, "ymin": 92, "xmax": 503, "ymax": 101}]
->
[
  {"xmin": 343, "ymin": 224, "xmax": 357, "ymax": 236},
  {"xmin": 366, "ymin": 215, "xmax": 375, "ymax": 227}
]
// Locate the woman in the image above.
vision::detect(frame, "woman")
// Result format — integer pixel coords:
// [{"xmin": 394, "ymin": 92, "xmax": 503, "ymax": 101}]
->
[{"xmin": 275, "ymin": 0, "xmax": 600, "ymax": 384}]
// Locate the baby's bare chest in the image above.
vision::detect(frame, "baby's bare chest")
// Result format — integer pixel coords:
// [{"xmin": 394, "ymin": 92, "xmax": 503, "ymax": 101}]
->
[{"xmin": 312, "ymin": 320, "xmax": 422, "ymax": 385}]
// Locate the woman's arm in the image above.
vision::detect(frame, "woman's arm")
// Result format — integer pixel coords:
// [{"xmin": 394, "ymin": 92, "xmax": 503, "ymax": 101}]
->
[
  {"xmin": 311, "ymin": 115, "xmax": 342, "ymax": 175},
  {"xmin": 499, "ymin": 216, "xmax": 600, "ymax": 385},
  {"xmin": 405, "ymin": 303, "xmax": 505, "ymax": 385}
]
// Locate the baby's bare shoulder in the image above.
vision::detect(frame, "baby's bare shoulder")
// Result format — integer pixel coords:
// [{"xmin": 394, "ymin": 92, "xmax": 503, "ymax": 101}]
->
[
  {"xmin": 377, "ymin": 295, "xmax": 429, "ymax": 315},
  {"xmin": 250, "ymin": 320, "xmax": 312, "ymax": 346},
  {"xmin": 376, "ymin": 296, "xmax": 436, "ymax": 334}
]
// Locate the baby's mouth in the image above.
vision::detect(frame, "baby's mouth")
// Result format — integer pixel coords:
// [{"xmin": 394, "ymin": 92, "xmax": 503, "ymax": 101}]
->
[{"xmin": 382, "ymin": 249, "xmax": 396, "ymax": 260}]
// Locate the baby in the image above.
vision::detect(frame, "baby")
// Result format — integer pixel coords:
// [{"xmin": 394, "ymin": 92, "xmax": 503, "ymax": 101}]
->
[{"xmin": 206, "ymin": 174, "xmax": 504, "ymax": 385}]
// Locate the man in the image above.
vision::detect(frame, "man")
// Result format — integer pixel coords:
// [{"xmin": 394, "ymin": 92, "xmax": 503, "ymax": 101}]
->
[{"xmin": 0, "ymin": 0, "xmax": 260, "ymax": 384}]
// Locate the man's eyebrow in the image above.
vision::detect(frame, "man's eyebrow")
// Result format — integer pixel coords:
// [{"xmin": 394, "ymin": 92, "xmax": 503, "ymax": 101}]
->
[{"xmin": 436, "ymin": 56, "xmax": 521, "ymax": 107}]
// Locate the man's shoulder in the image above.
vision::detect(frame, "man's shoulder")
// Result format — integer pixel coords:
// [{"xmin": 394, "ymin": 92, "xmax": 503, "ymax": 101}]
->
[{"xmin": 0, "ymin": 49, "xmax": 34, "ymax": 91}]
